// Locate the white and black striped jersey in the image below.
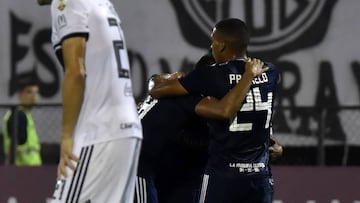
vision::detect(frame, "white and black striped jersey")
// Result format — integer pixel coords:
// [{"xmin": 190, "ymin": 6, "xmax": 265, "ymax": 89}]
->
[{"xmin": 51, "ymin": 0, "xmax": 142, "ymax": 145}]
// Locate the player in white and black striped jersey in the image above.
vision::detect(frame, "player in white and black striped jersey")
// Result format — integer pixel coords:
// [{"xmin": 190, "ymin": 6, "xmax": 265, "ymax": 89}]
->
[{"xmin": 38, "ymin": 0, "xmax": 142, "ymax": 202}]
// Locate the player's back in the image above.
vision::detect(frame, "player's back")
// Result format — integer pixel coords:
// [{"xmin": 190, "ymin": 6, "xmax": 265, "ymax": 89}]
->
[
  {"xmin": 51, "ymin": 0, "xmax": 141, "ymax": 145},
  {"xmin": 180, "ymin": 59, "xmax": 279, "ymax": 176},
  {"xmin": 138, "ymin": 95, "xmax": 204, "ymax": 163},
  {"xmin": 137, "ymin": 94, "xmax": 209, "ymax": 202}
]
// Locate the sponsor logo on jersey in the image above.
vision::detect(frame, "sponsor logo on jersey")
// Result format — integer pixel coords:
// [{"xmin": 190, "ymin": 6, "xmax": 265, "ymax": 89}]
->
[
  {"xmin": 229, "ymin": 162, "xmax": 265, "ymax": 173},
  {"xmin": 120, "ymin": 122, "xmax": 141, "ymax": 130},
  {"xmin": 57, "ymin": 14, "xmax": 67, "ymax": 29}
]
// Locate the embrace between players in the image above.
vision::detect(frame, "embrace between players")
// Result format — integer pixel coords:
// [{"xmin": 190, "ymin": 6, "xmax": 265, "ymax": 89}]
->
[
  {"xmin": 38, "ymin": 0, "xmax": 281, "ymax": 202},
  {"xmin": 136, "ymin": 19, "xmax": 282, "ymax": 203}
]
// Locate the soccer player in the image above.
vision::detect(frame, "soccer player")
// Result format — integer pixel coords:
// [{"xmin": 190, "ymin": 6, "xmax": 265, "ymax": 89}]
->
[
  {"xmin": 150, "ymin": 18, "xmax": 279, "ymax": 202},
  {"xmin": 136, "ymin": 88, "xmax": 208, "ymax": 203},
  {"xmin": 135, "ymin": 55, "xmax": 211, "ymax": 203},
  {"xmin": 136, "ymin": 56, "xmax": 267, "ymax": 203},
  {"xmin": 38, "ymin": 0, "xmax": 142, "ymax": 202}
]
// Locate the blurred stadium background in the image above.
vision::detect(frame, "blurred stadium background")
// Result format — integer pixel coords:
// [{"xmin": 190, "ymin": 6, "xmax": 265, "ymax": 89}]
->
[
  {"xmin": 1, "ymin": 0, "xmax": 360, "ymax": 202},
  {"xmin": 1, "ymin": 105, "xmax": 359, "ymax": 166}
]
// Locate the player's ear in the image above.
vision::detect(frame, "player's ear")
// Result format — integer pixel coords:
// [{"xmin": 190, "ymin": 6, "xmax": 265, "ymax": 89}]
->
[{"xmin": 220, "ymin": 42, "xmax": 225, "ymax": 53}]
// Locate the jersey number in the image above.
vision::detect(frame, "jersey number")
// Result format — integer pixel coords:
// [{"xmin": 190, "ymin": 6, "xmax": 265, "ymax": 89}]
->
[
  {"xmin": 109, "ymin": 18, "xmax": 130, "ymax": 78},
  {"xmin": 113, "ymin": 40, "xmax": 130, "ymax": 78},
  {"xmin": 229, "ymin": 87, "xmax": 273, "ymax": 132}
]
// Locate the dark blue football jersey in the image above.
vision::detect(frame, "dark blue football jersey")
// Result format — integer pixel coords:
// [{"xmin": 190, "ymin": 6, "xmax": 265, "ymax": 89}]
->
[
  {"xmin": 179, "ymin": 59, "xmax": 279, "ymax": 176},
  {"xmin": 137, "ymin": 94, "xmax": 207, "ymax": 175},
  {"xmin": 137, "ymin": 95, "xmax": 209, "ymax": 203}
]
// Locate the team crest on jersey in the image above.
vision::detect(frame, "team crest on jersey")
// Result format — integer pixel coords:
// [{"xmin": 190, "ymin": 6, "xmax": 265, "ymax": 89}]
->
[{"xmin": 58, "ymin": 0, "xmax": 66, "ymax": 11}]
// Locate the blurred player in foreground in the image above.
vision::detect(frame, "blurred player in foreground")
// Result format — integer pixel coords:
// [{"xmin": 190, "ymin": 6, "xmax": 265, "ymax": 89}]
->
[{"xmin": 38, "ymin": 0, "xmax": 142, "ymax": 202}]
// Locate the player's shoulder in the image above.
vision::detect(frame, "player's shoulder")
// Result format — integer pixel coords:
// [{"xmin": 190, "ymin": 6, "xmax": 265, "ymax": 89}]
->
[
  {"xmin": 194, "ymin": 53, "xmax": 215, "ymax": 70},
  {"xmin": 51, "ymin": 0, "xmax": 89, "ymax": 14},
  {"xmin": 65, "ymin": 0, "xmax": 88, "ymax": 8},
  {"xmin": 264, "ymin": 62, "xmax": 276, "ymax": 69},
  {"xmin": 187, "ymin": 62, "xmax": 216, "ymax": 77},
  {"xmin": 218, "ymin": 59, "xmax": 246, "ymax": 74},
  {"xmin": 51, "ymin": 0, "xmax": 91, "ymax": 43},
  {"xmin": 264, "ymin": 62, "xmax": 278, "ymax": 74},
  {"xmin": 264, "ymin": 61, "xmax": 280, "ymax": 83},
  {"xmin": 219, "ymin": 59, "xmax": 246, "ymax": 67}
]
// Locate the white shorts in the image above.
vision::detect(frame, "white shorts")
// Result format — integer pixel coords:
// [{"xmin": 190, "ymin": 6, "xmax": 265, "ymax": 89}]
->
[{"xmin": 50, "ymin": 137, "xmax": 141, "ymax": 203}]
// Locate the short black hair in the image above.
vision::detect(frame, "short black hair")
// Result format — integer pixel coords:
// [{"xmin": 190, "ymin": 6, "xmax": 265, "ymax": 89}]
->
[
  {"xmin": 214, "ymin": 18, "xmax": 249, "ymax": 53},
  {"xmin": 17, "ymin": 78, "xmax": 38, "ymax": 92},
  {"xmin": 194, "ymin": 49, "xmax": 215, "ymax": 70}
]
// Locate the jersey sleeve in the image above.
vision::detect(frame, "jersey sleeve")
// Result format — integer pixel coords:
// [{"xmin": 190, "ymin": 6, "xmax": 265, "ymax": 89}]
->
[
  {"xmin": 178, "ymin": 66, "xmax": 212, "ymax": 95},
  {"xmin": 264, "ymin": 62, "xmax": 280, "ymax": 87},
  {"xmin": 52, "ymin": 0, "xmax": 90, "ymax": 42}
]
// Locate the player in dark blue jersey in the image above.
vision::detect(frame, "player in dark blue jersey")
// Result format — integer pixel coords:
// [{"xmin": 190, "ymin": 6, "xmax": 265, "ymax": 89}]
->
[
  {"xmin": 135, "ymin": 55, "xmax": 267, "ymax": 203},
  {"xmin": 150, "ymin": 18, "xmax": 279, "ymax": 203},
  {"xmin": 137, "ymin": 94, "xmax": 209, "ymax": 203},
  {"xmin": 194, "ymin": 53, "xmax": 283, "ymax": 202}
]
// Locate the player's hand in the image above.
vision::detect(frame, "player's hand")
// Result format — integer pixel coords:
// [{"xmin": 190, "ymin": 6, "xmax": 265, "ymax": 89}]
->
[
  {"xmin": 152, "ymin": 71, "xmax": 185, "ymax": 88},
  {"xmin": 269, "ymin": 143, "xmax": 283, "ymax": 159},
  {"xmin": 58, "ymin": 135, "xmax": 79, "ymax": 178},
  {"xmin": 172, "ymin": 71, "xmax": 185, "ymax": 78},
  {"xmin": 158, "ymin": 71, "xmax": 185, "ymax": 80},
  {"xmin": 244, "ymin": 58, "xmax": 268, "ymax": 78}
]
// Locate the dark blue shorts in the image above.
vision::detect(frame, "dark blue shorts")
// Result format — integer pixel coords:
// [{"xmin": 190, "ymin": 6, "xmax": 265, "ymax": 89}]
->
[{"xmin": 199, "ymin": 173, "xmax": 272, "ymax": 203}]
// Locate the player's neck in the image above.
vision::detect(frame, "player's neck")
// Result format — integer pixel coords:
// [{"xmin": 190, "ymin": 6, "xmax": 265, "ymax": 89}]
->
[
  {"xmin": 227, "ymin": 53, "xmax": 247, "ymax": 62},
  {"xmin": 216, "ymin": 51, "xmax": 246, "ymax": 64}
]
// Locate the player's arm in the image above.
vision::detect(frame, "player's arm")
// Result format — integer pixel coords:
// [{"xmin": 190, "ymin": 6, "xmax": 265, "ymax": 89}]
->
[
  {"xmin": 59, "ymin": 36, "xmax": 86, "ymax": 176},
  {"xmin": 195, "ymin": 59, "xmax": 266, "ymax": 119},
  {"xmin": 149, "ymin": 71, "xmax": 188, "ymax": 98},
  {"xmin": 62, "ymin": 37, "xmax": 85, "ymax": 140}
]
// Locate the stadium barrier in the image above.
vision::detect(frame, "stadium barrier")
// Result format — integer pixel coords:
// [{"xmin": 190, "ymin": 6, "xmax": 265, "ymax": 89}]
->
[{"xmin": 0, "ymin": 166, "xmax": 359, "ymax": 203}]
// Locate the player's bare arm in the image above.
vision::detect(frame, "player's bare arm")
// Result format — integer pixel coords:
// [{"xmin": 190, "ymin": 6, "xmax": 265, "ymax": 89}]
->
[
  {"xmin": 58, "ymin": 36, "xmax": 86, "ymax": 177},
  {"xmin": 195, "ymin": 58, "xmax": 267, "ymax": 119},
  {"xmin": 149, "ymin": 72, "xmax": 188, "ymax": 98}
]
